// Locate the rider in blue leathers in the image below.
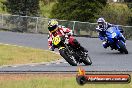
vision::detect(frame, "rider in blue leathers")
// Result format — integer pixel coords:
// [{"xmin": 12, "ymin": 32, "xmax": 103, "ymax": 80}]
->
[{"xmin": 96, "ymin": 17, "xmax": 125, "ymax": 48}]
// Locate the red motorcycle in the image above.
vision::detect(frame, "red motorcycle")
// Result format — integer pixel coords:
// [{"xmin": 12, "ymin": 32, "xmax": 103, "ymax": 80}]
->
[{"xmin": 52, "ymin": 34, "xmax": 92, "ymax": 66}]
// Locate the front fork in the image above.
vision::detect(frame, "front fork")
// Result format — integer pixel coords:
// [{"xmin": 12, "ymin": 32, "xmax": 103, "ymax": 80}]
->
[{"xmin": 116, "ymin": 40, "xmax": 125, "ymax": 49}]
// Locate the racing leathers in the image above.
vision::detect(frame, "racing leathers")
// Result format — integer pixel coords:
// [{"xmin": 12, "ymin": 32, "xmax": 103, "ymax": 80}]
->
[
  {"xmin": 96, "ymin": 22, "xmax": 125, "ymax": 48},
  {"xmin": 96, "ymin": 22, "xmax": 114, "ymax": 40},
  {"xmin": 48, "ymin": 25, "xmax": 88, "ymax": 52}
]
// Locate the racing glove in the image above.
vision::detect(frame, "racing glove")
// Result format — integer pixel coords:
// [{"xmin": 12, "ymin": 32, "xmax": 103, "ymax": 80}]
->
[
  {"xmin": 67, "ymin": 30, "xmax": 73, "ymax": 36},
  {"xmin": 49, "ymin": 45, "xmax": 55, "ymax": 51}
]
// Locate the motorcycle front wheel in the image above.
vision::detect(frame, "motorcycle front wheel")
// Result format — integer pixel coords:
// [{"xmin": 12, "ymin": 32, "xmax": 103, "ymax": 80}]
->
[
  {"xmin": 117, "ymin": 40, "xmax": 128, "ymax": 54},
  {"xmin": 59, "ymin": 48, "xmax": 77, "ymax": 66}
]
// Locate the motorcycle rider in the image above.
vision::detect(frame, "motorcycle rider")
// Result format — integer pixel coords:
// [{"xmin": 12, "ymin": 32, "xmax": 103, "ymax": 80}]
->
[
  {"xmin": 96, "ymin": 17, "xmax": 125, "ymax": 48},
  {"xmin": 48, "ymin": 19, "xmax": 88, "ymax": 53}
]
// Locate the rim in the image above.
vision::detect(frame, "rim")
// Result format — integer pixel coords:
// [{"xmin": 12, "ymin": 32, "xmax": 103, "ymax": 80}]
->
[{"xmin": 70, "ymin": 56, "xmax": 77, "ymax": 64}]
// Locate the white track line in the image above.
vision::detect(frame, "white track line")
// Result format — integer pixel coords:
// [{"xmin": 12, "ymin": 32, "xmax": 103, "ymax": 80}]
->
[{"xmin": 0, "ymin": 59, "xmax": 67, "ymax": 68}]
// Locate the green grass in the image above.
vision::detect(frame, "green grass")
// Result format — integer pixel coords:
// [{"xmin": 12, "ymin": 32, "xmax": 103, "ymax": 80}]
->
[
  {"xmin": 0, "ymin": 74, "xmax": 132, "ymax": 88},
  {"xmin": 0, "ymin": 44, "xmax": 61, "ymax": 65}
]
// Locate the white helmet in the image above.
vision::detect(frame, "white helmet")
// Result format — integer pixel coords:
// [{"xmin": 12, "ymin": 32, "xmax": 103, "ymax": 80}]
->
[
  {"xmin": 97, "ymin": 17, "xmax": 106, "ymax": 23},
  {"xmin": 97, "ymin": 18, "xmax": 106, "ymax": 30}
]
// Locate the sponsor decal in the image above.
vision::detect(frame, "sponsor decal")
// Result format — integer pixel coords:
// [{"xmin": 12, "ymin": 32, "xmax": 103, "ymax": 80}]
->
[{"xmin": 76, "ymin": 67, "xmax": 131, "ymax": 85}]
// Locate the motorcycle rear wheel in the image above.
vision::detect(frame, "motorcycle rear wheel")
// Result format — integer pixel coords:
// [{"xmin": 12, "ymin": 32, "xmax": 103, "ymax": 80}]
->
[{"xmin": 82, "ymin": 54, "xmax": 92, "ymax": 65}]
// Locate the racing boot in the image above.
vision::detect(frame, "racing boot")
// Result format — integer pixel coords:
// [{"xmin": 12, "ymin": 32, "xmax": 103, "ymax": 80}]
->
[
  {"xmin": 79, "ymin": 46, "xmax": 88, "ymax": 58},
  {"xmin": 73, "ymin": 39, "xmax": 88, "ymax": 58},
  {"xmin": 102, "ymin": 41, "xmax": 109, "ymax": 48},
  {"xmin": 79, "ymin": 45, "xmax": 88, "ymax": 53},
  {"xmin": 73, "ymin": 39, "xmax": 88, "ymax": 52}
]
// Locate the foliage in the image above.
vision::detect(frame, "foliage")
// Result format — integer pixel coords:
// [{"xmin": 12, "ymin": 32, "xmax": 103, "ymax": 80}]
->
[
  {"xmin": 126, "ymin": 2, "xmax": 132, "ymax": 25},
  {"xmin": 39, "ymin": 1, "xmax": 56, "ymax": 17},
  {"xmin": 4, "ymin": 0, "xmax": 40, "ymax": 16},
  {"xmin": 124, "ymin": 0, "xmax": 132, "ymax": 2},
  {"xmin": 51, "ymin": 0, "xmax": 107, "ymax": 22},
  {"xmin": 40, "ymin": 0, "xmax": 57, "ymax": 5},
  {"xmin": 0, "ymin": 0, "xmax": 7, "ymax": 13},
  {"xmin": 98, "ymin": 3, "xmax": 131, "ymax": 26}
]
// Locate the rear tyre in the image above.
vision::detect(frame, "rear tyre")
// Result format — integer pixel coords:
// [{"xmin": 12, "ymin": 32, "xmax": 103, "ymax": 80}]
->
[
  {"xmin": 117, "ymin": 41, "xmax": 128, "ymax": 54},
  {"xmin": 59, "ymin": 48, "xmax": 77, "ymax": 66},
  {"xmin": 82, "ymin": 54, "xmax": 92, "ymax": 65}
]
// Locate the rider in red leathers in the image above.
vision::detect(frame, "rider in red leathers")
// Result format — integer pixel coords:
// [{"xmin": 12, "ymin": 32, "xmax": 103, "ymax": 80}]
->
[{"xmin": 48, "ymin": 19, "xmax": 88, "ymax": 53}]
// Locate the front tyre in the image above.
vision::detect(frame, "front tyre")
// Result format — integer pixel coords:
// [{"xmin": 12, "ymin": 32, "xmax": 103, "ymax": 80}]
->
[
  {"xmin": 117, "ymin": 40, "xmax": 128, "ymax": 54},
  {"xmin": 59, "ymin": 48, "xmax": 77, "ymax": 66}
]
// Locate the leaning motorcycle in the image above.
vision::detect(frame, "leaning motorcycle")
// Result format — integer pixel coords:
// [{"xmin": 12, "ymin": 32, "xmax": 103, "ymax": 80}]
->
[
  {"xmin": 52, "ymin": 34, "xmax": 92, "ymax": 66},
  {"xmin": 105, "ymin": 26, "xmax": 128, "ymax": 54}
]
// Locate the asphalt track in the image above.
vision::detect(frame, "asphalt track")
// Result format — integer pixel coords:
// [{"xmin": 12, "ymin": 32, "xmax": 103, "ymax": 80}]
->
[{"xmin": 0, "ymin": 31, "xmax": 132, "ymax": 72}]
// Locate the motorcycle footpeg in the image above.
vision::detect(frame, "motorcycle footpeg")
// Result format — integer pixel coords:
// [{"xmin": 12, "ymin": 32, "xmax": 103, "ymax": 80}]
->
[{"xmin": 84, "ymin": 52, "xmax": 88, "ymax": 56}]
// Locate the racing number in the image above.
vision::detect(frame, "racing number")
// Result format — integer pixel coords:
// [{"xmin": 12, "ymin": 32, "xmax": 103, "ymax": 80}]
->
[{"xmin": 53, "ymin": 36, "xmax": 61, "ymax": 45}]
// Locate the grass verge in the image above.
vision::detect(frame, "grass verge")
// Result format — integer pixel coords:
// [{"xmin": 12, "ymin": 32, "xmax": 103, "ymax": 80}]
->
[
  {"xmin": 0, "ymin": 74, "xmax": 132, "ymax": 88},
  {"xmin": 0, "ymin": 44, "xmax": 61, "ymax": 65}
]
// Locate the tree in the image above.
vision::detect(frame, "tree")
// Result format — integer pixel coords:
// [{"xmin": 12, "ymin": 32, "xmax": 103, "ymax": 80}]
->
[
  {"xmin": 50, "ymin": 0, "xmax": 107, "ymax": 22},
  {"xmin": 99, "ymin": 3, "xmax": 131, "ymax": 25},
  {"xmin": 124, "ymin": 0, "xmax": 132, "ymax": 2},
  {"xmin": 5, "ymin": 0, "xmax": 40, "ymax": 16},
  {"xmin": 3, "ymin": 0, "xmax": 40, "ymax": 32},
  {"xmin": 40, "ymin": 0, "xmax": 56, "ymax": 5}
]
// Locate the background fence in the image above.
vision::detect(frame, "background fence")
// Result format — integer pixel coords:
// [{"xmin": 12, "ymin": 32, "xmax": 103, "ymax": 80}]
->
[{"xmin": 0, "ymin": 14, "xmax": 132, "ymax": 39}]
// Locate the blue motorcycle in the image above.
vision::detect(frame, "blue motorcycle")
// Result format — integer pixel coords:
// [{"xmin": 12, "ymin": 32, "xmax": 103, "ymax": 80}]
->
[{"xmin": 105, "ymin": 26, "xmax": 128, "ymax": 54}]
